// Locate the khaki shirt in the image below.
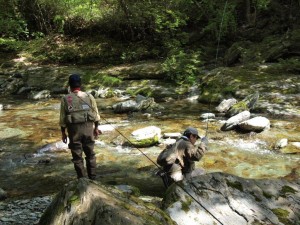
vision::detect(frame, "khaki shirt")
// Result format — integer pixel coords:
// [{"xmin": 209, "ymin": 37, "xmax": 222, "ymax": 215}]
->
[
  {"xmin": 59, "ymin": 91, "xmax": 100, "ymax": 128},
  {"xmin": 175, "ymin": 137, "xmax": 206, "ymax": 174}
]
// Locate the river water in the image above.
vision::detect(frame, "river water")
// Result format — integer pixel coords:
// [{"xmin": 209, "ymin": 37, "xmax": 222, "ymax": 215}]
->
[{"xmin": 0, "ymin": 73, "xmax": 299, "ymax": 200}]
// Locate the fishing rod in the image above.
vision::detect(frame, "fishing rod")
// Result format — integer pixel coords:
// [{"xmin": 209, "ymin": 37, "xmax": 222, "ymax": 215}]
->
[
  {"xmin": 73, "ymin": 93, "xmax": 225, "ymax": 224},
  {"xmin": 204, "ymin": 0, "xmax": 228, "ymax": 139}
]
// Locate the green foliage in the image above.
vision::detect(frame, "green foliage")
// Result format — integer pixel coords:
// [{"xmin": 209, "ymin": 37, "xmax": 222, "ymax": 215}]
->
[
  {"xmin": 0, "ymin": 0, "xmax": 29, "ymax": 39},
  {"xmin": 162, "ymin": 49, "xmax": 202, "ymax": 85},
  {"xmin": 200, "ymin": 1, "xmax": 237, "ymax": 40},
  {"xmin": 265, "ymin": 58, "xmax": 300, "ymax": 74},
  {"xmin": 0, "ymin": 38, "xmax": 24, "ymax": 52},
  {"xmin": 255, "ymin": 0, "xmax": 271, "ymax": 9},
  {"xmin": 99, "ymin": 75, "xmax": 122, "ymax": 87},
  {"xmin": 0, "ymin": 18, "xmax": 29, "ymax": 39},
  {"xmin": 153, "ymin": 8, "xmax": 188, "ymax": 37}
]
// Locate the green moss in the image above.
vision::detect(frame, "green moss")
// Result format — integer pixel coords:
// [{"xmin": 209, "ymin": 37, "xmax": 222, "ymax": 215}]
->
[
  {"xmin": 271, "ymin": 208, "xmax": 294, "ymax": 225},
  {"xmin": 181, "ymin": 196, "xmax": 193, "ymax": 212},
  {"xmin": 226, "ymin": 180, "xmax": 243, "ymax": 192},
  {"xmin": 118, "ymin": 196, "xmax": 176, "ymax": 225},
  {"xmin": 130, "ymin": 135, "xmax": 159, "ymax": 147},
  {"xmin": 262, "ymin": 191, "xmax": 273, "ymax": 199},
  {"xmin": 68, "ymin": 194, "xmax": 80, "ymax": 204},
  {"xmin": 231, "ymin": 101, "xmax": 248, "ymax": 110},
  {"xmin": 133, "ymin": 86, "xmax": 153, "ymax": 97},
  {"xmin": 250, "ymin": 192, "xmax": 262, "ymax": 202},
  {"xmin": 162, "ymin": 184, "xmax": 180, "ymax": 209},
  {"xmin": 265, "ymin": 58, "xmax": 300, "ymax": 74},
  {"xmin": 279, "ymin": 186, "xmax": 297, "ymax": 197},
  {"xmin": 250, "ymin": 219, "xmax": 265, "ymax": 225}
]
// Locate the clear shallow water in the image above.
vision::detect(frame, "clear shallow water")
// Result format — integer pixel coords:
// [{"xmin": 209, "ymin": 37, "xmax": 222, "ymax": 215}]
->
[{"xmin": 0, "ymin": 95, "xmax": 299, "ymax": 199}]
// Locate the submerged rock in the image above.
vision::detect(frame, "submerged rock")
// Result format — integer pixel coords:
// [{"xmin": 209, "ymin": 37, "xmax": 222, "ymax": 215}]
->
[
  {"xmin": 275, "ymin": 138, "xmax": 288, "ymax": 149},
  {"xmin": 28, "ymin": 90, "xmax": 51, "ymax": 100},
  {"xmin": 163, "ymin": 172, "xmax": 300, "ymax": 225},
  {"xmin": 39, "ymin": 178, "xmax": 175, "ymax": 225},
  {"xmin": 280, "ymin": 142, "xmax": 300, "ymax": 154},
  {"xmin": 200, "ymin": 113, "xmax": 215, "ymax": 120},
  {"xmin": 37, "ymin": 140, "xmax": 69, "ymax": 154}
]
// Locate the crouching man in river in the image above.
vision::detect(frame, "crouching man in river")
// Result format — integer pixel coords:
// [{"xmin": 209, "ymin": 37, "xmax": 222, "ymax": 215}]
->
[
  {"xmin": 59, "ymin": 74, "xmax": 101, "ymax": 180},
  {"xmin": 157, "ymin": 127, "xmax": 207, "ymax": 187}
]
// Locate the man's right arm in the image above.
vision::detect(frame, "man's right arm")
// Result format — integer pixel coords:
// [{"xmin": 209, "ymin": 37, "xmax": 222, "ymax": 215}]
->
[{"xmin": 186, "ymin": 141, "xmax": 206, "ymax": 161}]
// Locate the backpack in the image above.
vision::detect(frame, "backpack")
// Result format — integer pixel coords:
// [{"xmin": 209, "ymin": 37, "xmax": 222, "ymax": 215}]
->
[{"xmin": 157, "ymin": 142, "xmax": 179, "ymax": 167}]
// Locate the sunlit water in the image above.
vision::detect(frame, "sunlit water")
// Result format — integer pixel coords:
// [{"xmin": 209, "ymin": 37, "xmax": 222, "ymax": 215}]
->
[{"xmin": 0, "ymin": 94, "xmax": 299, "ymax": 199}]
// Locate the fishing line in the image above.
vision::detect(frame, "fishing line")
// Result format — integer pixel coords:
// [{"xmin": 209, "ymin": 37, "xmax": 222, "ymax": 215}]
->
[
  {"xmin": 75, "ymin": 94, "xmax": 225, "ymax": 225},
  {"xmin": 76, "ymin": 94, "xmax": 160, "ymax": 168},
  {"xmin": 70, "ymin": 3, "xmax": 231, "ymax": 222},
  {"xmin": 215, "ymin": 0, "xmax": 228, "ymax": 69},
  {"xmin": 204, "ymin": 0, "xmax": 228, "ymax": 138}
]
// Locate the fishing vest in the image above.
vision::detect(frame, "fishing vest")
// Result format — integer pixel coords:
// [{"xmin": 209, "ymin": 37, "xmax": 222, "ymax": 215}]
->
[{"xmin": 64, "ymin": 92, "xmax": 96, "ymax": 124}]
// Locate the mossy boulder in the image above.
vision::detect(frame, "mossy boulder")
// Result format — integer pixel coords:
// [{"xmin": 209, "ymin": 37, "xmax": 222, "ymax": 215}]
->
[
  {"xmin": 39, "ymin": 178, "xmax": 175, "ymax": 225},
  {"xmin": 226, "ymin": 92, "xmax": 259, "ymax": 117},
  {"xmin": 129, "ymin": 126, "xmax": 161, "ymax": 148}
]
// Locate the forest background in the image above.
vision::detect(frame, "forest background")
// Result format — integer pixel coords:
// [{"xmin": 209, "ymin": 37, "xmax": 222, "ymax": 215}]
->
[{"xmin": 0, "ymin": 0, "xmax": 299, "ymax": 87}]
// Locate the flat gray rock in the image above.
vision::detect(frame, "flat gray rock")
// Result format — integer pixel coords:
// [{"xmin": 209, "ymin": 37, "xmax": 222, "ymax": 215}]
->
[{"xmin": 163, "ymin": 172, "xmax": 300, "ymax": 225}]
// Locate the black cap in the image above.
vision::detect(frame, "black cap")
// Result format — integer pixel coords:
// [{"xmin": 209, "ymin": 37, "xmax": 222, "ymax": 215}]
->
[
  {"xmin": 69, "ymin": 74, "xmax": 81, "ymax": 88},
  {"xmin": 183, "ymin": 127, "xmax": 200, "ymax": 138}
]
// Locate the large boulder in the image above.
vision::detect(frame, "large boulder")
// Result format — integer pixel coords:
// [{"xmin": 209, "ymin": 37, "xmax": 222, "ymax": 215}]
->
[
  {"xmin": 39, "ymin": 178, "xmax": 175, "ymax": 225},
  {"xmin": 238, "ymin": 116, "xmax": 270, "ymax": 132},
  {"xmin": 112, "ymin": 99, "xmax": 138, "ymax": 113},
  {"xmin": 112, "ymin": 95, "xmax": 163, "ymax": 113},
  {"xmin": 163, "ymin": 172, "xmax": 300, "ymax": 225},
  {"xmin": 129, "ymin": 126, "xmax": 161, "ymax": 147},
  {"xmin": 226, "ymin": 92, "xmax": 259, "ymax": 117},
  {"xmin": 221, "ymin": 111, "xmax": 250, "ymax": 131},
  {"xmin": 215, "ymin": 98, "xmax": 237, "ymax": 113}
]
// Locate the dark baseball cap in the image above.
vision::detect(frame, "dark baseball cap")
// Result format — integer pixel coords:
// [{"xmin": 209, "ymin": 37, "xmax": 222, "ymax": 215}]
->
[
  {"xmin": 69, "ymin": 74, "xmax": 81, "ymax": 88},
  {"xmin": 184, "ymin": 127, "xmax": 200, "ymax": 138}
]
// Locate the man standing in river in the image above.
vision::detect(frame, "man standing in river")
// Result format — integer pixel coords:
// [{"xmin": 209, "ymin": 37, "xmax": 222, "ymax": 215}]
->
[{"xmin": 59, "ymin": 74, "xmax": 101, "ymax": 180}]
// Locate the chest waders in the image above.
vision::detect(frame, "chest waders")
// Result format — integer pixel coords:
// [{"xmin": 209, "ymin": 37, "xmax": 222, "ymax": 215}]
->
[{"xmin": 64, "ymin": 92, "xmax": 97, "ymax": 180}]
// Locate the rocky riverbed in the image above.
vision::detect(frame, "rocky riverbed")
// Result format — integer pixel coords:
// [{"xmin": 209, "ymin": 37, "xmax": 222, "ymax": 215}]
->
[
  {"xmin": 0, "ymin": 62, "xmax": 299, "ymax": 224},
  {"xmin": 0, "ymin": 196, "xmax": 52, "ymax": 225}
]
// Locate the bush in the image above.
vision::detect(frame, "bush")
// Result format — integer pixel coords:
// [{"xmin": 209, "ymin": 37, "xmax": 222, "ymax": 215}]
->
[
  {"xmin": 0, "ymin": 38, "xmax": 24, "ymax": 52},
  {"xmin": 162, "ymin": 49, "xmax": 202, "ymax": 85}
]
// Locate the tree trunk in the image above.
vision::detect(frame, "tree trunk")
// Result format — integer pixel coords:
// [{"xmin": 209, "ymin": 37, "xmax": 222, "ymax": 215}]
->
[
  {"xmin": 118, "ymin": 0, "xmax": 135, "ymax": 41},
  {"xmin": 245, "ymin": 0, "xmax": 256, "ymax": 27}
]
